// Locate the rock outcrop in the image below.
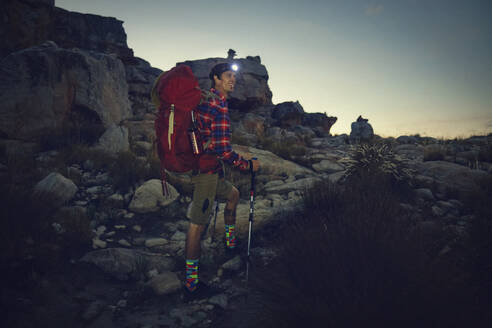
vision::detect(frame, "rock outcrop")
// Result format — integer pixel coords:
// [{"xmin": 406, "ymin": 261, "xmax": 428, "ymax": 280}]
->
[
  {"xmin": 350, "ymin": 115, "xmax": 374, "ymax": 142},
  {"xmin": 52, "ymin": 7, "xmax": 134, "ymax": 62},
  {"xmin": 0, "ymin": 41, "xmax": 131, "ymax": 143}
]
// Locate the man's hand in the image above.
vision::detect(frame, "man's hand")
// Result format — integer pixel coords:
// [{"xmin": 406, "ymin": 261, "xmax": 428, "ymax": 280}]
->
[{"xmin": 250, "ymin": 159, "xmax": 260, "ymax": 172}]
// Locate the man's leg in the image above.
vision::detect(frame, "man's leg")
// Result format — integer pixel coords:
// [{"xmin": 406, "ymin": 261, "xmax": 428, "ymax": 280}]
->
[
  {"xmin": 184, "ymin": 173, "xmax": 218, "ymax": 292},
  {"xmin": 186, "ymin": 223, "xmax": 207, "ymax": 259}
]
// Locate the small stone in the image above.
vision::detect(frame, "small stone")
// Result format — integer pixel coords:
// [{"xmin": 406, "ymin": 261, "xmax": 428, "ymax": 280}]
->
[
  {"xmin": 95, "ymin": 225, "xmax": 107, "ymax": 236},
  {"xmin": 145, "ymin": 238, "xmax": 169, "ymax": 248},
  {"xmin": 105, "ymin": 231, "xmax": 116, "ymax": 237},
  {"xmin": 114, "ymin": 225, "xmax": 126, "ymax": 230},
  {"xmin": 86, "ymin": 186, "xmax": 101, "ymax": 194},
  {"xmin": 116, "ymin": 299, "xmax": 127, "ymax": 308},
  {"xmin": 132, "ymin": 225, "xmax": 142, "ymax": 232},
  {"xmin": 439, "ymin": 245, "xmax": 452, "ymax": 256},
  {"xmin": 124, "ymin": 212, "xmax": 135, "ymax": 219},
  {"xmin": 118, "ymin": 239, "xmax": 131, "ymax": 247},
  {"xmin": 432, "ymin": 205, "xmax": 445, "ymax": 217},
  {"xmin": 92, "ymin": 238, "xmax": 107, "ymax": 249},
  {"xmin": 171, "ymin": 231, "xmax": 186, "ymax": 241},
  {"xmin": 147, "ymin": 269, "xmax": 159, "ymax": 279}
]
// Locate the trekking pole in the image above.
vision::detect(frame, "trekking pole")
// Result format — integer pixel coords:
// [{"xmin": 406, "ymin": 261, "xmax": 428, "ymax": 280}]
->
[{"xmin": 246, "ymin": 157, "xmax": 257, "ymax": 284}]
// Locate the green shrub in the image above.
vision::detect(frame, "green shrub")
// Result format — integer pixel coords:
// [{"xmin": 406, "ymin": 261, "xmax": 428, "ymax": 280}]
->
[{"xmin": 342, "ymin": 142, "xmax": 414, "ymax": 188}]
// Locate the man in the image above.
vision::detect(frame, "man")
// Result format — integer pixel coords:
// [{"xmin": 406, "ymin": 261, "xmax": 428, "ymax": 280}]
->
[{"xmin": 167, "ymin": 62, "xmax": 260, "ymax": 300}]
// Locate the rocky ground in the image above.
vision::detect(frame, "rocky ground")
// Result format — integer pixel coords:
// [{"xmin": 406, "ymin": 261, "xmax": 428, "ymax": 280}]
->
[{"xmin": 3, "ymin": 132, "xmax": 491, "ymax": 328}]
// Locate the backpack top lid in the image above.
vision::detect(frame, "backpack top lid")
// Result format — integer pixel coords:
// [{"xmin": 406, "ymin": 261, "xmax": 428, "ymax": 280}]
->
[{"xmin": 152, "ymin": 65, "xmax": 202, "ymax": 111}]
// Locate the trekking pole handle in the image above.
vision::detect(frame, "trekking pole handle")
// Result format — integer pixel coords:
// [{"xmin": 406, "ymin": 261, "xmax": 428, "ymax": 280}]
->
[{"xmin": 249, "ymin": 157, "xmax": 257, "ymax": 190}]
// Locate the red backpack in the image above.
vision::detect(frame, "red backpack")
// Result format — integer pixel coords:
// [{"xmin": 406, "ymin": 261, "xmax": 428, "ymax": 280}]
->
[{"xmin": 152, "ymin": 65, "xmax": 217, "ymax": 194}]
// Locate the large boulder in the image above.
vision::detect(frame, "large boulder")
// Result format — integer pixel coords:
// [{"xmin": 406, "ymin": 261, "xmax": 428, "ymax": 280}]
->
[
  {"xmin": 95, "ymin": 124, "xmax": 130, "ymax": 154},
  {"xmin": 178, "ymin": 56, "xmax": 273, "ymax": 110},
  {"xmin": 34, "ymin": 172, "xmax": 78, "ymax": 208},
  {"xmin": 415, "ymin": 161, "xmax": 490, "ymax": 194},
  {"xmin": 302, "ymin": 113, "xmax": 337, "ymax": 134},
  {"xmin": 128, "ymin": 180, "xmax": 179, "ymax": 213},
  {"xmin": 272, "ymin": 101, "xmax": 304, "ymax": 127},
  {"xmin": 0, "ymin": 41, "xmax": 131, "ymax": 142}
]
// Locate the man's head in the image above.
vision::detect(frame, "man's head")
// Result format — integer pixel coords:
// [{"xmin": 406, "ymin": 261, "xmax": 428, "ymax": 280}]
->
[{"xmin": 209, "ymin": 62, "xmax": 238, "ymax": 97}]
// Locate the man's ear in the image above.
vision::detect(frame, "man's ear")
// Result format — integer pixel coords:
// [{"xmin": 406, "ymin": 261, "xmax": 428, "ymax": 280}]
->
[{"xmin": 213, "ymin": 74, "xmax": 221, "ymax": 84}]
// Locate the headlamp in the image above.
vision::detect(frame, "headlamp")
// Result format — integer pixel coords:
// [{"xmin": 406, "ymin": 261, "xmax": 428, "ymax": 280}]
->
[{"xmin": 231, "ymin": 63, "xmax": 239, "ymax": 72}]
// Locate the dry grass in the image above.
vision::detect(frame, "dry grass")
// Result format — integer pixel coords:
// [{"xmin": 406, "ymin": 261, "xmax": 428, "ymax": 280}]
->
[{"xmin": 423, "ymin": 145, "xmax": 447, "ymax": 161}]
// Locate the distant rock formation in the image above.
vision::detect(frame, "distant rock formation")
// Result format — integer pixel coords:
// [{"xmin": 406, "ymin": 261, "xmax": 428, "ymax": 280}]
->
[
  {"xmin": 272, "ymin": 102, "xmax": 337, "ymax": 134},
  {"xmin": 350, "ymin": 115, "xmax": 374, "ymax": 142},
  {"xmin": 272, "ymin": 101, "xmax": 305, "ymax": 127}
]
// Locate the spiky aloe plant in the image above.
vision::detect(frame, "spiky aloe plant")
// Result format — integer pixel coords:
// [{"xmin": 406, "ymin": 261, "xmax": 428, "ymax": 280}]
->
[{"xmin": 341, "ymin": 143, "xmax": 414, "ymax": 184}]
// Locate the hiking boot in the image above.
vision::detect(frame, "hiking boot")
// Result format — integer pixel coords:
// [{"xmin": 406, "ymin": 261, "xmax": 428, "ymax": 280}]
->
[{"xmin": 182, "ymin": 281, "xmax": 221, "ymax": 303}]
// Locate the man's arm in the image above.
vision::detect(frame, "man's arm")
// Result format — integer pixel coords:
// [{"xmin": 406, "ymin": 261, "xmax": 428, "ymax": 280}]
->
[{"xmin": 210, "ymin": 106, "xmax": 249, "ymax": 170}]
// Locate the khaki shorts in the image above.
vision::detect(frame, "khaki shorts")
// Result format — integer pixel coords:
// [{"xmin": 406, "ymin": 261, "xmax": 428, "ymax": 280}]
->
[{"xmin": 166, "ymin": 171, "xmax": 233, "ymax": 225}]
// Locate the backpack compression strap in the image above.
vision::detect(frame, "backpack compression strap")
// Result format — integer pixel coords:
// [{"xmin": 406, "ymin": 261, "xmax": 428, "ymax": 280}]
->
[{"xmin": 168, "ymin": 104, "xmax": 175, "ymax": 150}]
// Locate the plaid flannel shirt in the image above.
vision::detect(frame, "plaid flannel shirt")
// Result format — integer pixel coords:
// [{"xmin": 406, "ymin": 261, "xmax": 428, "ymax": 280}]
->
[{"xmin": 196, "ymin": 88, "xmax": 249, "ymax": 171}]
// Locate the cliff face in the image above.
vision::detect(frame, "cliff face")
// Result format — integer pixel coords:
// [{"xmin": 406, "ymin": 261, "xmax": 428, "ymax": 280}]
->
[
  {"xmin": 0, "ymin": 0, "xmax": 151, "ymax": 153},
  {"xmin": 52, "ymin": 7, "xmax": 134, "ymax": 63},
  {"xmin": 1, "ymin": 0, "xmax": 133, "ymax": 62}
]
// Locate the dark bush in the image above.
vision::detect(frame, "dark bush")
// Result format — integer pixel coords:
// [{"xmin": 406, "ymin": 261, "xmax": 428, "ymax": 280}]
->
[
  {"xmin": 463, "ymin": 176, "xmax": 492, "ymax": 308},
  {"xmin": 220, "ymin": 176, "xmax": 480, "ymax": 327}
]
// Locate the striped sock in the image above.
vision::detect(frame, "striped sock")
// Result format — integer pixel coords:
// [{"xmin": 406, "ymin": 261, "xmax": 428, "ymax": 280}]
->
[
  {"xmin": 185, "ymin": 259, "xmax": 199, "ymax": 292},
  {"xmin": 225, "ymin": 224, "xmax": 236, "ymax": 249}
]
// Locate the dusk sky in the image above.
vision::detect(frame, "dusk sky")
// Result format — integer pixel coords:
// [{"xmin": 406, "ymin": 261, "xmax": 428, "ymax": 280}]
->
[{"xmin": 56, "ymin": 0, "xmax": 491, "ymax": 138}]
